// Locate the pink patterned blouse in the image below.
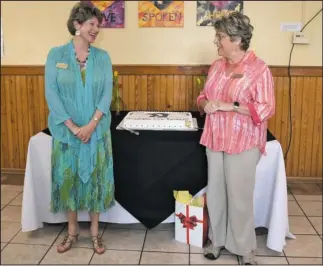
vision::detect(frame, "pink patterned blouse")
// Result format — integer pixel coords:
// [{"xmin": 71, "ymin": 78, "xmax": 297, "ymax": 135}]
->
[{"xmin": 197, "ymin": 51, "xmax": 275, "ymax": 155}]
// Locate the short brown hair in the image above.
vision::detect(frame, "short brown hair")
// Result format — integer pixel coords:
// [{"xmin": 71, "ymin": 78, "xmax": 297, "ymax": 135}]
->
[
  {"xmin": 214, "ymin": 12, "xmax": 254, "ymax": 51},
  {"xmin": 67, "ymin": 2, "xmax": 103, "ymax": 36}
]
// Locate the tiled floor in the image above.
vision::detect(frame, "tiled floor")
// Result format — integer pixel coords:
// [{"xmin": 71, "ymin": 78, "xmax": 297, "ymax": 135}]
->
[{"xmin": 1, "ymin": 182, "xmax": 322, "ymax": 264}]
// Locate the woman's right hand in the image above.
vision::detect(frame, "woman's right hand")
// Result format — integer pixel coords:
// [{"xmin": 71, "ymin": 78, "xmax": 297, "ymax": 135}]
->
[
  {"xmin": 204, "ymin": 101, "xmax": 219, "ymax": 114},
  {"xmin": 65, "ymin": 119, "xmax": 81, "ymax": 137},
  {"xmin": 76, "ymin": 123, "xmax": 96, "ymax": 144},
  {"xmin": 71, "ymin": 125, "xmax": 81, "ymax": 137}
]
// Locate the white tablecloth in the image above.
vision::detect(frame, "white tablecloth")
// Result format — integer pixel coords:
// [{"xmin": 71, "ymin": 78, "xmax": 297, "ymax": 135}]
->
[{"xmin": 21, "ymin": 132, "xmax": 295, "ymax": 252}]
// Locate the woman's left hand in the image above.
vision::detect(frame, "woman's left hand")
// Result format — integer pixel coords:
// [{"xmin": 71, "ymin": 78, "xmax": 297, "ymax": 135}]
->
[
  {"xmin": 76, "ymin": 122, "xmax": 96, "ymax": 143},
  {"xmin": 216, "ymin": 100, "xmax": 234, "ymax": 112}
]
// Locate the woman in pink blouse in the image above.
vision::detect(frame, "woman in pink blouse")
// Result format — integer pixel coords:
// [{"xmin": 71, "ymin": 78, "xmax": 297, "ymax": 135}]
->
[{"xmin": 197, "ymin": 12, "xmax": 275, "ymax": 265}]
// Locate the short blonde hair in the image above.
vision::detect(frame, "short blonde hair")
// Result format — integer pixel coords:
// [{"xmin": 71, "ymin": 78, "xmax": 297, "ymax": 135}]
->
[{"xmin": 214, "ymin": 12, "xmax": 254, "ymax": 51}]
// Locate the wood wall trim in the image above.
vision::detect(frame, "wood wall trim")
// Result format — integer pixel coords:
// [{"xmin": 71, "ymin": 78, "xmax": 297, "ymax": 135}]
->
[
  {"xmin": 287, "ymin": 176, "xmax": 322, "ymax": 184},
  {"xmin": 1, "ymin": 65, "xmax": 322, "ymax": 178},
  {"xmin": 1, "ymin": 168, "xmax": 25, "ymax": 175},
  {"xmin": 1, "ymin": 65, "xmax": 322, "ymax": 77}
]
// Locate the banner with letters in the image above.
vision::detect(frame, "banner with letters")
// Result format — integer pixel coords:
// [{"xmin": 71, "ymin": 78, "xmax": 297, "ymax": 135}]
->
[
  {"xmin": 87, "ymin": 1, "xmax": 125, "ymax": 28},
  {"xmin": 138, "ymin": 1, "xmax": 184, "ymax": 28}
]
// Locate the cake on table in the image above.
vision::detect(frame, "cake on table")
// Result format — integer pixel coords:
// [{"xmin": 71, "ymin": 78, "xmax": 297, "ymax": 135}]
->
[{"xmin": 120, "ymin": 111, "xmax": 196, "ymax": 131}]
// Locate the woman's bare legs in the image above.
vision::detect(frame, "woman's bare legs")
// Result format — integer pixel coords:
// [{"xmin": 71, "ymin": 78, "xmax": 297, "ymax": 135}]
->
[
  {"xmin": 57, "ymin": 211, "xmax": 79, "ymax": 253},
  {"xmin": 90, "ymin": 212, "xmax": 105, "ymax": 254}
]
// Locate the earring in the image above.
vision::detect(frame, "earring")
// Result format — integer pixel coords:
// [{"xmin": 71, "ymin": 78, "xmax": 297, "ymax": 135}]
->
[{"xmin": 75, "ymin": 30, "xmax": 80, "ymax": 36}]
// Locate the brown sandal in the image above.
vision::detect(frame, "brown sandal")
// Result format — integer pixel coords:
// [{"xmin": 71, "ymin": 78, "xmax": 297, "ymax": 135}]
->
[
  {"xmin": 57, "ymin": 233, "xmax": 79, "ymax": 253},
  {"xmin": 92, "ymin": 235, "xmax": 105, "ymax": 254}
]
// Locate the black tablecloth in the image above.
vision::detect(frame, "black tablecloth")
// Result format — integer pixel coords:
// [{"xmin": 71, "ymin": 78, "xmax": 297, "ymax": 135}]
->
[{"xmin": 42, "ymin": 111, "xmax": 276, "ymax": 229}]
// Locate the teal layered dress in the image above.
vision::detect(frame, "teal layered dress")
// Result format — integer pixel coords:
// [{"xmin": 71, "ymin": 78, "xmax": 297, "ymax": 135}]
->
[{"xmin": 45, "ymin": 41, "xmax": 115, "ymax": 213}]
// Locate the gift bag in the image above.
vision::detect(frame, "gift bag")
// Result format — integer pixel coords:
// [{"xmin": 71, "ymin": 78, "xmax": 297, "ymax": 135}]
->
[{"xmin": 173, "ymin": 191, "xmax": 208, "ymax": 248}]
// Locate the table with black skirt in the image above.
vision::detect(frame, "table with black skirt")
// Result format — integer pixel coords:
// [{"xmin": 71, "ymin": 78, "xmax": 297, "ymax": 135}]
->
[
  {"xmin": 42, "ymin": 111, "xmax": 276, "ymax": 229},
  {"xmin": 23, "ymin": 111, "xmax": 293, "ymax": 252}
]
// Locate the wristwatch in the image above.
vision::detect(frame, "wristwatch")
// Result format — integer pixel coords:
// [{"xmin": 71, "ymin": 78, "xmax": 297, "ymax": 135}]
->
[
  {"xmin": 233, "ymin": 101, "xmax": 240, "ymax": 110},
  {"xmin": 92, "ymin": 117, "xmax": 99, "ymax": 124}
]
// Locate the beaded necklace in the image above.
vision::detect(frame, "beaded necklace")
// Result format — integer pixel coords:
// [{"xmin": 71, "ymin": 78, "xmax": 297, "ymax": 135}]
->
[{"xmin": 75, "ymin": 46, "xmax": 90, "ymax": 69}]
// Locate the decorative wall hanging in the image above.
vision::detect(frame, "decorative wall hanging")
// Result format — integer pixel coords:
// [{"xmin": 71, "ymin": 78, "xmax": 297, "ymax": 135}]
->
[
  {"xmin": 196, "ymin": 1, "xmax": 243, "ymax": 26},
  {"xmin": 138, "ymin": 1, "xmax": 184, "ymax": 28},
  {"xmin": 87, "ymin": 1, "xmax": 125, "ymax": 28}
]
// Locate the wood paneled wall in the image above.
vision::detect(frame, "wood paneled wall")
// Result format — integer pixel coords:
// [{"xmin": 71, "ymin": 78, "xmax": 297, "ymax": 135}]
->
[{"xmin": 1, "ymin": 65, "xmax": 322, "ymax": 179}]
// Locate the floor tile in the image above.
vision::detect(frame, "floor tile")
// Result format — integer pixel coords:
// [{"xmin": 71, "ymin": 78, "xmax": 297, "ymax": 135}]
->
[
  {"xmin": 151, "ymin": 222, "xmax": 174, "ymax": 231},
  {"xmin": 90, "ymin": 249, "xmax": 141, "ymax": 264},
  {"xmin": 189, "ymin": 236, "xmax": 282, "ymax": 257},
  {"xmin": 1, "ymin": 243, "xmax": 49, "ymax": 264},
  {"xmin": 1, "ymin": 184, "xmax": 23, "ymax": 193},
  {"xmin": 255, "ymin": 235, "xmax": 284, "ymax": 256},
  {"xmin": 190, "ymin": 254, "xmax": 238, "ymax": 264},
  {"xmin": 288, "ymin": 201, "xmax": 304, "ymax": 216},
  {"xmin": 12, "ymin": 224, "xmax": 64, "ymax": 245},
  {"xmin": 140, "ymin": 251, "xmax": 188, "ymax": 264},
  {"xmin": 1, "ymin": 205, "xmax": 22, "ymax": 222},
  {"xmin": 288, "ymin": 183, "xmax": 322, "ymax": 195},
  {"xmin": 8, "ymin": 193, "xmax": 23, "ymax": 206},
  {"xmin": 1, "ymin": 190, "xmax": 21, "ymax": 206},
  {"xmin": 144, "ymin": 229, "xmax": 189, "ymax": 253},
  {"xmin": 294, "ymin": 195, "xmax": 322, "ymax": 201},
  {"xmin": 256, "ymin": 256, "xmax": 288, "ymax": 264},
  {"xmin": 103, "ymin": 229, "xmax": 146, "ymax": 251},
  {"xmin": 298, "ymin": 201, "xmax": 322, "ymax": 216},
  {"xmin": 287, "ymin": 257, "xmax": 323, "ymax": 264},
  {"xmin": 55, "ymin": 222, "xmax": 104, "ymax": 248},
  {"xmin": 289, "ymin": 216, "xmax": 317, "ymax": 234},
  {"xmin": 284, "ymin": 235, "xmax": 322, "ymax": 257},
  {"xmin": 190, "ymin": 245, "xmax": 231, "ymax": 255},
  {"xmin": 1, "ymin": 242, "xmax": 8, "ymax": 251},
  {"xmin": 40, "ymin": 246, "xmax": 93, "ymax": 264},
  {"xmin": 288, "ymin": 194, "xmax": 295, "ymax": 201},
  {"xmin": 1, "ymin": 222, "xmax": 21, "ymax": 242},
  {"xmin": 308, "ymin": 217, "xmax": 322, "ymax": 234}
]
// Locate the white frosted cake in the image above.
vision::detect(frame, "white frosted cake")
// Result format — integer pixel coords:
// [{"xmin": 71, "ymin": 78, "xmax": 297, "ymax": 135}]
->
[{"xmin": 121, "ymin": 111, "xmax": 195, "ymax": 131}]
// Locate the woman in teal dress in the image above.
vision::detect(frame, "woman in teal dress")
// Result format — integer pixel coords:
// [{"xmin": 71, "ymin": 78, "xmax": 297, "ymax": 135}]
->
[{"xmin": 45, "ymin": 2, "xmax": 114, "ymax": 255}]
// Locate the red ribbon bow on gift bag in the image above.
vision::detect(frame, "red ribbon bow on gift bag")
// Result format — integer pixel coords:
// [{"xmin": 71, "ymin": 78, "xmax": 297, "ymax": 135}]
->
[{"xmin": 176, "ymin": 212, "xmax": 202, "ymax": 230}]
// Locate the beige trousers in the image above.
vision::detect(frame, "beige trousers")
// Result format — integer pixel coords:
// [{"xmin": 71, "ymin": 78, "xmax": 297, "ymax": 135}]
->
[{"xmin": 206, "ymin": 147, "xmax": 260, "ymax": 256}]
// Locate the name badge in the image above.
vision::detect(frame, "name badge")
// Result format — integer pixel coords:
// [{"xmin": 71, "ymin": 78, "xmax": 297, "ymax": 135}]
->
[
  {"xmin": 56, "ymin": 63, "xmax": 68, "ymax": 69},
  {"xmin": 232, "ymin": 73, "xmax": 243, "ymax": 79}
]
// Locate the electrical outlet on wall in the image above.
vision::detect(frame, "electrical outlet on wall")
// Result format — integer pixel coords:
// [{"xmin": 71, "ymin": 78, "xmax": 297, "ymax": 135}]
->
[
  {"xmin": 280, "ymin": 22, "xmax": 302, "ymax": 32},
  {"xmin": 293, "ymin": 32, "xmax": 309, "ymax": 44}
]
